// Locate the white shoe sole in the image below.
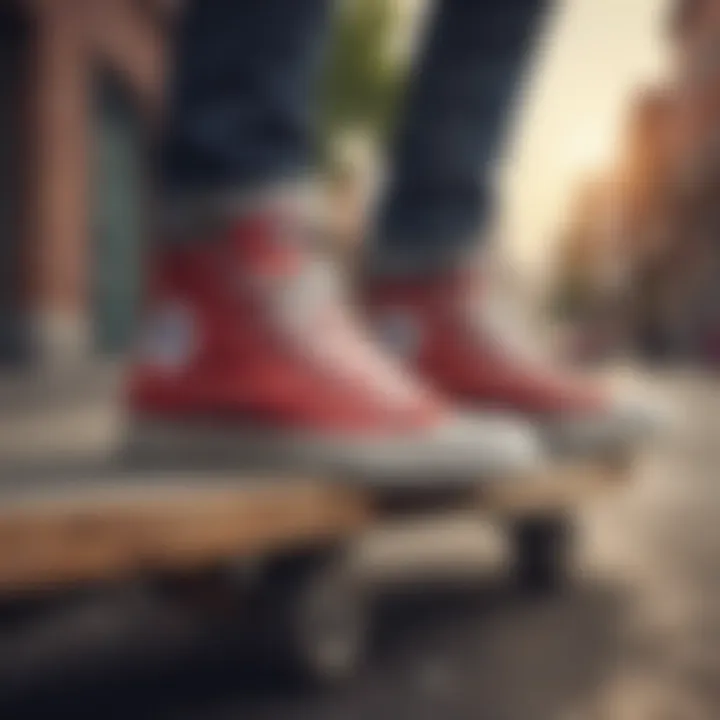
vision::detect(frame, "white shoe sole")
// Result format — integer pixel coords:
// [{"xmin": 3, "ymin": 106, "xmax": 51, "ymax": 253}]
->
[{"xmin": 124, "ymin": 414, "xmax": 544, "ymax": 489}]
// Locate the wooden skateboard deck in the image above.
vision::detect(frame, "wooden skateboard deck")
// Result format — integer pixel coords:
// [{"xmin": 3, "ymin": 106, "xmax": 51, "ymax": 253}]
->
[{"xmin": 0, "ymin": 455, "xmax": 632, "ymax": 594}]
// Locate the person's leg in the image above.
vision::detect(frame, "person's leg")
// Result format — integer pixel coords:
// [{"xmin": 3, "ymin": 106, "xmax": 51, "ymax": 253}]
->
[
  {"xmin": 128, "ymin": 0, "xmax": 543, "ymax": 484},
  {"xmin": 160, "ymin": 0, "xmax": 331, "ymax": 203},
  {"xmin": 366, "ymin": 0, "xmax": 667, "ymax": 456},
  {"xmin": 371, "ymin": 0, "xmax": 548, "ymax": 274}
]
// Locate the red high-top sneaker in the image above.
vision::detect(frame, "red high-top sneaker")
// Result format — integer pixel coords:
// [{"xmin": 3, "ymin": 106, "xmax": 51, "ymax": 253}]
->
[
  {"xmin": 125, "ymin": 208, "xmax": 542, "ymax": 484},
  {"xmin": 366, "ymin": 272, "xmax": 667, "ymax": 457}
]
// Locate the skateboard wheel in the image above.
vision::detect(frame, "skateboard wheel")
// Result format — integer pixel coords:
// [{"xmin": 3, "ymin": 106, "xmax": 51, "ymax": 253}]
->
[
  {"xmin": 252, "ymin": 546, "xmax": 370, "ymax": 687},
  {"xmin": 510, "ymin": 514, "xmax": 574, "ymax": 596}
]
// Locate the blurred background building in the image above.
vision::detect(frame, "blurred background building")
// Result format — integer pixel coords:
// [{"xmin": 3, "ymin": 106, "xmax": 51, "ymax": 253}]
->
[
  {"xmin": 552, "ymin": 0, "xmax": 720, "ymax": 363},
  {"xmin": 0, "ymin": 0, "xmax": 173, "ymax": 368}
]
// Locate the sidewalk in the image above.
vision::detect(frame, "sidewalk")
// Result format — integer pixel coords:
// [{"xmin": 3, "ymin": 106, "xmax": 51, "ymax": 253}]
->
[{"xmin": 0, "ymin": 362, "xmax": 123, "ymax": 478}]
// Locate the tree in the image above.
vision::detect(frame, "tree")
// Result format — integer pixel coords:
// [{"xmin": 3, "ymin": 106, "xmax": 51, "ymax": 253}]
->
[{"xmin": 319, "ymin": 0, "xmax": 404, "ymax": 163}]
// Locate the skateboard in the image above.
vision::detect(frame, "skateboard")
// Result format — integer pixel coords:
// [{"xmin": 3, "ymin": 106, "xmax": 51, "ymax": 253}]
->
[{"xmin": 0, "ymin": 449, "xmax": 636, "ymax": 686}]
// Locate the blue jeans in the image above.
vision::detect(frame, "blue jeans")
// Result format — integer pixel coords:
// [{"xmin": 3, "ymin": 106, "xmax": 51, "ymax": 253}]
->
[{"xmin": 161, "ymin": 0, "xmax": 548, "ymax": 273}]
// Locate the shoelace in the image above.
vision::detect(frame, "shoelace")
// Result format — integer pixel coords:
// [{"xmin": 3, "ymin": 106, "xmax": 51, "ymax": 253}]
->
[
  {"xmin": 272, "ymin": 259, "xmax": 426, "ymax": 408},
  {"xmin": 466, "ymin": 277, "xmax": 547, "ymax": 362}
]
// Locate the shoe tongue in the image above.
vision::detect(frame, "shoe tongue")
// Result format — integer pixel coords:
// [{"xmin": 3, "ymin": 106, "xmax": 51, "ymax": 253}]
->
[
  {"xmin": 222, "ymin": 183, "xmax": 333, "ymax": 276},
  {"xmin": 275, "ymin": 258, "xmax": 343, "ymax": 327}
]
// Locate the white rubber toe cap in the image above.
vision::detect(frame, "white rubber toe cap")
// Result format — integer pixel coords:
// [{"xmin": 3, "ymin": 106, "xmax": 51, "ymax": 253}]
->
[
  {"xmin": 544, "ymin": 389, "xmax": 673, "ymax": 457},
  {"xmin": 350, "ymin": 412, "xmax": 546, "ymax": 484},
  {"xmin": 608, "ymin": 390, "xmax": 674, "ymax": 440},
  {"xmin": 431, "ymin": 413, "xmax": 546, "ymax": 477}
]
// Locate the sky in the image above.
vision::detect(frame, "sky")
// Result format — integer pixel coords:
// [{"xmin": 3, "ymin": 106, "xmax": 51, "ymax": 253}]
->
[{"xmin": 501, "ymin": 0, "xmax": 670, "ymax": 283}]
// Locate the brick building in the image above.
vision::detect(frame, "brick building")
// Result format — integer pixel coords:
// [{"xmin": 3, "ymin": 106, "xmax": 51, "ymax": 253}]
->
[
  {"xmin": 554, "ymin": 1, "xmax": 720, "ymax": 360},
  {"xmin": 0, "ymin": 0, "xmax": 173, "ymax": 367}
]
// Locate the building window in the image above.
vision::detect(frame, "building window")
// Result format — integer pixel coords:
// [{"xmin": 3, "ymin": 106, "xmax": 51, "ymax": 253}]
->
[{"xmin": 92, "ymin": 71, "xmax": 148, "ymax": 356}]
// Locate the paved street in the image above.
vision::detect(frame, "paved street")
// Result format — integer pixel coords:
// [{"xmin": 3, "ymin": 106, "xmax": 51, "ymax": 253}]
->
[{"xmin": 1, "ymin": 372, "xmax": 720, "ymax": 719}]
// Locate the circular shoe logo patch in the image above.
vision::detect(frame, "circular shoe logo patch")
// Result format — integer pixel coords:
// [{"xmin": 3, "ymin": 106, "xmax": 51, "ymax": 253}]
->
[{"xmin": 136, "ymin": 303, "xmax": 196, "ymax": 370}]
